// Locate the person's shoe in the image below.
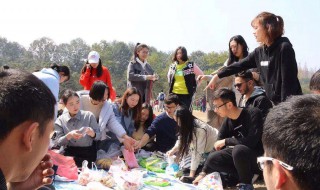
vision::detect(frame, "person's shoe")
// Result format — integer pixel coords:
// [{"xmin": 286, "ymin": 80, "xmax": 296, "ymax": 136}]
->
[{"xmin": 237, "ymin": 183, "xmax": 254, "ymax": 190}]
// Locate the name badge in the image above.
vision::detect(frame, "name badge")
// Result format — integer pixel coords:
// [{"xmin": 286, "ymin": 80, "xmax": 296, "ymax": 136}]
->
[{"xmin": 261, "ymin": 61, "xmax": 269, "ymax": 67}]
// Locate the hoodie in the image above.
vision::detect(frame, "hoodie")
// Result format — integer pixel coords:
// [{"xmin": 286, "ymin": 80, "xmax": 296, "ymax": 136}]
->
[
  {"xmin": 218, "ymin": 37, "xmax": 302, "ymax": 105},
  {"xmin": 33, "ymin": 68, "xmax": 60, "ymax": 101},
  {"xmin": 239, "ymin": 86, "xmax": 273, "ymax": 118}
]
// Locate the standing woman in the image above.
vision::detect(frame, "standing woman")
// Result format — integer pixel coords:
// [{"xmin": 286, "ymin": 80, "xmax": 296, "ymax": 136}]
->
[
  {"xmin": 112, "ymin": 87, "xmax": 142, "ymax": 137},
  {"xmin": 197, "ymin": 35, "xmax": 249, "ymax": 128},
  {"xmin": 127, "ymin": 43, "xmax": 157, "ymax": 104},
  {"xmin": 80, "ymin": 51, "xmax": 116, "ymax": 101},
  {"xmin": 167, "ymin": 106, "xmax": 218, "ymax": 179},
  {"xmin": 33, "ymin": 64, "xmax": 70, "ymax": 118},
  {"xmin": 168, "ymin": 46, "xmax": 204, "ymax": 110},
  {"xmin": 206, "ymin": 12, "xmax": 302, "ymax": 105}
]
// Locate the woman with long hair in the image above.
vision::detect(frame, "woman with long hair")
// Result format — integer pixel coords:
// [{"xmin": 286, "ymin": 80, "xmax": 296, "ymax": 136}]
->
[
  {"xmin": 127, "ymin": 43, "xmax": 157, "ymax": 104},
  {"xmin": 80, "ymin": 51, "xmax": 116, "ymax": 101},
  {"xmin": 167, "ymin": 46, "xmax": 203, "ymax": 110},
  {"xmin": 197, "ymin": 35, "xmax": 249, "ymax": 128},
  {"xmin": 167, "ymin": 106, "xmax": 218, "ymax": 179},
  {"xmin": 112, "ymin": 87, "xmax": 142, "ymax": 137},
  {"xmin": 132, "ymin": 103, "xmax": 154, "ymax": 141},
  {"xmin": 206, "ymin": 12, "xmax": 302, "ymax": 105}
]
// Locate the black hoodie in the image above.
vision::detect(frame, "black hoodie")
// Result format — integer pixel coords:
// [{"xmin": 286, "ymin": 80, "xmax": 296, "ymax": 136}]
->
[{"xmin": 218, "ymin": 37, "xmax": 302, "ymax": 105}]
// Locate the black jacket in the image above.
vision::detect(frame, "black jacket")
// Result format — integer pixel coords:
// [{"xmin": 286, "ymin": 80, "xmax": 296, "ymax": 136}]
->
[
  {"xmin": 218, "ymin": 37, "xmax": 302, "ymax": 105},
  {"xmin": 238, "ymin": 87, "xmax": 273, "ymax": 119},
  {"xmin": 168, "ymin": 61, "xmax": 197, "ymax": 95}
]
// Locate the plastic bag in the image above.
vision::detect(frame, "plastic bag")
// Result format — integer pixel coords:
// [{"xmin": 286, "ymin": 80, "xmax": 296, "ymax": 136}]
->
[
  {"xmin": 114, "ymin": 170, "xmax": 143, "ymax": 190},
  {"xmin": 122, "ymin": 146, "xmax": 139, "ymax": 169},
  {"xmin": 48, "ymin": 149, "xmax": 78, "ymax": 180},
  {"xmin": 165, "ymin": 155, "xmax": 179, "ymax": 176},
  {"xmin": 109, "ymin": 157, "xmax": 128, "ymax": 174},
  {"xmin": 135, "ymin": 149, "xmax": 152, "ymax": 159},
  {"xmin": 197, "ymin": 172, "xmax": 223, "ymax": 190},
  {"xmin": 97, "ymin": 143, "xmax": 122, "ymax": 160},
  {"xmin": 78, "ymin": 160, "xmax": 113, "ymax": 187},
  {"xmin": 144, "ymin": 177, "xmax": 171, "ymax": 187}
]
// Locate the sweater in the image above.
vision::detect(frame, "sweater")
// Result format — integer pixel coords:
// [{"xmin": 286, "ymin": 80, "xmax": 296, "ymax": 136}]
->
[
  {"xmin": 173, "ymin": 119, "xmax": 219, "ymax": 171},
  {"xmin": 79, "ymin": 93, "xmax": 126, "ymax": 141},
  {"xmin": 218, "ymin": 37, "xmax": 302, "ymax": 105},
  {"xmin": 218, "ymin": 108, "xmax": 263, "ymax": 155},
  {"xmin": 79, "ymin": 66, "xmax": 116, "ymax": 101},
  {"xmin": 145, "ymin": 112, "xmax": 178, "ymax": 153}
]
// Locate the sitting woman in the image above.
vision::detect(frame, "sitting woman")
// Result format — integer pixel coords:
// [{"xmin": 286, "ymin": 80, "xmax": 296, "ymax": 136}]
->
[
  {"xmin": 54, "ymin": 89, "xmax": 101, "ymax": 167},
  {"xmin": 167, "ymin": 106, "xmax": 219, "ymax": 181},
  {"xmin": 112, "ymin": 87, "xmax": 142, "ymax": 137},
  {"xmin": 132, "ymin": 103, "xmax": 154, "ymax": 141}
]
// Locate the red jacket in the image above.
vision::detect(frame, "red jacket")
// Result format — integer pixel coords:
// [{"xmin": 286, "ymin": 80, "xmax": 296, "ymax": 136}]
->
[{"xmin": 79, "ymin": 66, "xmax": 116, "ymax": 101}]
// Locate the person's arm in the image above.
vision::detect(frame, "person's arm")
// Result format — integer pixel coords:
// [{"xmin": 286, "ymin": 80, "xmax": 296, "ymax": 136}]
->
[
  {"xmin": 79, "ymin": 67, "xmax": 91, "ymax": 88},
  {"xmin": 103, "ymin": 67, "xmax": 116, "ymax": 101},
  {"xmin": 167, "ymin": 137, "xmax": 180, "ymax": 156},
  {"xmin": 54, "ymin": 117, "xmax": 69, "ymax": 146},
  {"xmin": 280, "ymin": 43, "xmax": 301, "ymax": 101},
  {"xmin": 135, "ymin": 133, "xmax": 151, "ymax": 149},
  {"xmin": 193, "ymin": 63, "xmax": 204, "ymax": 76},
  {"xmin": 190, "ymin": 128, "xmax": 207, "ymax": 177},
  {"xmin": 127, "ymin": 62, "xmax": 150, "ymax": 81},
  {"xmin": 225, "ymin": 109, "xmax": 263, "ymax": 148},
  {"xmin": 88, "ymin": 113, "xmax": 101, "ymax": 140}
]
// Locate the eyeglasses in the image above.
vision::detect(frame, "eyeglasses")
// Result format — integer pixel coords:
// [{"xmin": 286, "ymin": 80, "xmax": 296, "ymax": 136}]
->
[
  {"xmin": 234, "ymin": 82, "xmax": 245, "ymax": 88},
  {"xmin": 213, "ymin": 102, "xmax": 229, "ymax": 110},
  {"xmin": 257, "ymin": 156, "xmax": 294, "ymax": 171}
]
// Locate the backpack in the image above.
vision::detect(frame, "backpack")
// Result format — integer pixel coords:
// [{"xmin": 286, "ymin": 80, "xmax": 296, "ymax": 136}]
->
[{"xmin": 159, "ymin": 93, "xmax": 165, "ymax": 101}]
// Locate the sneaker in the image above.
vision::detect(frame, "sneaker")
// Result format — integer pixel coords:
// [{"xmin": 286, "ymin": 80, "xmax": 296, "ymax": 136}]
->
[{"xmin": 237, "ymin": 183, "xmax": 254, "ymax": 190}]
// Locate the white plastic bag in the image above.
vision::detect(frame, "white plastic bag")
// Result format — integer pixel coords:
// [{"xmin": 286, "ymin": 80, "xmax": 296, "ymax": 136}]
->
[{"xmin": 197, "ymin": 172, "xmax": 223, "ymax": 190}]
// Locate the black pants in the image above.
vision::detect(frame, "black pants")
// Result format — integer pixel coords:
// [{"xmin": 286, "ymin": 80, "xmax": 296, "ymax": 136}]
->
[
  {"xmin": 175, "ymin": 93, "xmax": 193, "ymax": 110},
  {"xmin": 202, "ymin": 145, "xmax": 259, "ymax": 184},
  {"xmin": 64, "ymin": 144, "xmax": 97, "ymax": 168}
]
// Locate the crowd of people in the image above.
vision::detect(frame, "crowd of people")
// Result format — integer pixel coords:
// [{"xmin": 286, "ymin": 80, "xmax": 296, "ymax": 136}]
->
[{"xmin": 0, "ymin": 11, "xmax": 319, "ymax": 190}]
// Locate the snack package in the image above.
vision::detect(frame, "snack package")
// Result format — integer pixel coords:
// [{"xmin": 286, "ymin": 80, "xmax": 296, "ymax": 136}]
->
[
  {"xmin": 122, "ymin": 146, "xmax": 139, "ymax": 169},
  {"xmin": 144, "ymin": 177, "xmax": 171, "ymax": 187},
  {"xmin": 197, "ymin": 172, "xmax": 223, "ymax": 190},
  {"xmin": 114, "ymin": 170, "xmax": 143, "ymax": 190}
]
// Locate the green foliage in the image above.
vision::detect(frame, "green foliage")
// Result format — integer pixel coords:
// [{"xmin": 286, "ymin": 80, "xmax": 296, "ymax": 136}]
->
[{"xmin": 0, "ymin": 36, "xmax": 315, "ymax": 101}]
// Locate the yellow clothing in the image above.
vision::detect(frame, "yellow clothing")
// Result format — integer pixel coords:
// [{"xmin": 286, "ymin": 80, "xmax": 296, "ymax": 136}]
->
[{"xmin": 172, "ymin": 62, "xmax": 189, "ymax": 94}]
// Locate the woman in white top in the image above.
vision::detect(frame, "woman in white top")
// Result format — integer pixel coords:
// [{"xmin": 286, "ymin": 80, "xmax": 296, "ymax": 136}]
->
[{"xmin": 167, "ymin": 106, "xmax": 218, "ymax": 180}]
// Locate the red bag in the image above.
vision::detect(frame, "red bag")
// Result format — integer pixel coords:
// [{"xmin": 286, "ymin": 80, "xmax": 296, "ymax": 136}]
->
[
  {"xmin": 122, "ymin": 147, "xmax": 139, "ymax": 169},
  {"xmin": 48, "ymin": 150, "xmax": 78, "ymax": 180}
]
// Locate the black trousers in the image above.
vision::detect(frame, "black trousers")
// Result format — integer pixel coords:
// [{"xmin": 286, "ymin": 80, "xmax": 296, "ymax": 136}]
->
[
  {"xmin": 64, "ymin": 144, "xmax": 97, "ymax": 168},
  {"xmin": 202, "ymin": 145, "xmax": 259, "ymax": 184},
  {"xmin": 174, "ymin": 93, "xmax": 193, "ymax": 110}
]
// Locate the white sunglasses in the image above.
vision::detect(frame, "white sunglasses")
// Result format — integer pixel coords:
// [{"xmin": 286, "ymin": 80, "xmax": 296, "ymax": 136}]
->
[{"xmin": 257, "ymin": 156, "xmax": 294, "ymax": 171}]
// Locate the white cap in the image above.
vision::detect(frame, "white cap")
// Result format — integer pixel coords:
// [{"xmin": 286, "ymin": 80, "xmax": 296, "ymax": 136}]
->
[{"xmin": 87, "ymin": 51, "xmax": 100, "ymax": 63}]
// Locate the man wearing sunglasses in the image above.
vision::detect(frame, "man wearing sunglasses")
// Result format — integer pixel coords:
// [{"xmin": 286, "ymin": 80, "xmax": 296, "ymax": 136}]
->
[
  {"xmin": 260, "ymin": 94, "xmax": 320, "ymax": 189},
  {"xmin": 234, "ymin": 70, "xmax": 273, "ymax": 118},
  {"xmin": 193, "ymin": 88, "xmax": 263, "ymax": 190}
]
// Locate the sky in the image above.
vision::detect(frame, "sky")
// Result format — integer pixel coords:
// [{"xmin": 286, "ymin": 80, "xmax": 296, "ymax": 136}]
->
[{"xmin": 1, "ymin": 0, "xmax": 319, "ymax": 69}]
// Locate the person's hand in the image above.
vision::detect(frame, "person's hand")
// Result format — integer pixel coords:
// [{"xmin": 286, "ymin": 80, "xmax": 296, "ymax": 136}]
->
[
  {"xmin": 192, "ymin": 172, "xmax": 206, "ymax": 185},
  {"xmin": 214, "ymin": 139, "xmax": 226, "ymax": 151},
  {"xmin": 146, "ymin": 75, "xmax": 157, "ymax": 81},
  {"xmin": 7, "ymin": 154, "xmax": 54, "ymax": 190},
  {"xmin": 86, "ymin": 63, "xmax": 91, "ymax": 69},
  {"xmin": 66, "ymin": 130, "xmax": 83, "ymax": 140},
  {"xmin": 123, "ymin": 135, "xmax": 135, "ymax": 152},
  {"xmin": 204, "ymin": 74, "xmax": 219, "ymax": 91},
  {"xmin": 134, "ymin": 140, "xmax": 142, "ymax": 150},
  {"xmin": 166, "ymin": 149, "xmax": 175, "ymax": 156},
  {"xmin": 86, "ymin": 127, "xmax": 95, "ymax": 138},
  {"xmin": 197, "ymin": 75, "xmax": 208, "ymax": 81}
]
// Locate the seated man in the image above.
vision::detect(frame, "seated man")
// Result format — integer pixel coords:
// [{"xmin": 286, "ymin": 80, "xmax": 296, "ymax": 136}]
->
[
  {"xmin": 234, "ymin": 70, "xmax": 273, "ymax": 118},
  {"xmin": 309, "ymin": 69, "xmax": 320, "ymax": 94},
  {"xmin": 135, "ymin": 93, "xmax": 179, "ymax": 153},
  {"xmin": 260, "ymin": 94, "xmax": 320, "ymax": 190},
  {"xmin": 0, "ymin": 68, "xmax": 56, "ymax": 190},
  {"xmin": 193, "ymin": 88, "xmax": 263, "ymax": 190},
  {"xmin": 78, "ymin": 80, "xmax": 135, "ymax": 152}
]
